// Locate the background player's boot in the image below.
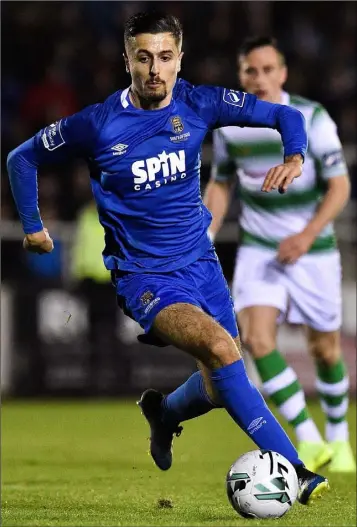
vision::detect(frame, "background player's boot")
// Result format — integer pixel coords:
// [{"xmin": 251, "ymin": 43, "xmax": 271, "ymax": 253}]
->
[
  {"xmin": 328, "ymin": 441, "xmax": 356, "ymax": 473},
  {"xmin": 138, "ymin": 389, "xmax": 183, "ymax": 471},
  {"xmin": 294, "ymin": 464, "xmax": 329, "ymax": 505},
  {"xmin": 297, "ymin": 441, "xmax": 333, "ymax": 472}
]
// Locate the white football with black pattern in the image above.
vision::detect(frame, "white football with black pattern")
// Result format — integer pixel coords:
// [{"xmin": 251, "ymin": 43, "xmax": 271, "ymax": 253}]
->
[{"xmin": 226, "ymin": 450, "xmax": 298, "ymax": 519}]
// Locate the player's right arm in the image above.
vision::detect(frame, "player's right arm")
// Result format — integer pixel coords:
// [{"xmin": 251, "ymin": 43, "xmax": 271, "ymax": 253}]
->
[
  {"xmin": 189, "ymin": 85, "xmax": 307, "ymax": 193},
  {"xmin": 7, "ymin": 105, "xmax": 100, "ymax": 253},
  {"xmin": 203, "ymin": 129, "xmax": 236, "ymax": 241}
]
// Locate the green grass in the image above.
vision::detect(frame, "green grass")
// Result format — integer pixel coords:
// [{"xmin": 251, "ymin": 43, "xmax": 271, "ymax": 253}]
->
[{"xmin": 2, "ymin": 399, "xmax": 356, "ymax": 526}]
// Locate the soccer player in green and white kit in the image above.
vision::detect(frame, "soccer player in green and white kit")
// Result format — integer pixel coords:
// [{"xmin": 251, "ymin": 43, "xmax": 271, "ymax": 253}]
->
[{"xmin": 204, "ymin": 36, "xmax": 355, "ymax": 473}]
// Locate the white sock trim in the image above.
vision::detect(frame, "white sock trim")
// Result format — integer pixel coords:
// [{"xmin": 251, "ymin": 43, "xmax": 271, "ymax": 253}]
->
[
  {"xmin": 262, "ymin": 367, "xmax": 297, "ymax": 396},
  {"xmin": 320, "ymin": 397, "xmax": 349, "ymax": 419},
  {"xmin": 278, "ymin": 390, "xmax": 306, "ymax": 422},
  {"xmin": 316, "ymin": 376, "xmax": 349, "ymax": 396},
  {"xmin": 326, "ymin": 421, "xmax": 349, "ymax": 442},
  {"xmin": 295, "ymin": 418, "xmax": 323, "ymax": 443}
]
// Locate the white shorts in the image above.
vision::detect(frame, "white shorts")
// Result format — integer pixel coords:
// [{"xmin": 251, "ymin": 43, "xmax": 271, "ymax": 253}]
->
[{"xmin": 232, "ymin": 245, "xmax": 342, "ymax": 332}]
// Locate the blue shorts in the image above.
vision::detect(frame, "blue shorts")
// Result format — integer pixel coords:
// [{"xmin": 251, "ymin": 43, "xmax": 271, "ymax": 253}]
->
[{"xmin": 112, "ymin": 249, "xmax": 238, "ymax": 339}]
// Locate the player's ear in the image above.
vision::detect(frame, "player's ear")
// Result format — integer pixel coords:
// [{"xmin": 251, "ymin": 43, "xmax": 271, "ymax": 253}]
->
[
  {"xmin": 281, "ymin": 65, "xmax": 288, "ymax": 85},
  {"xmin": 123, "ymin": 53, "xmax": 130, "ymax": 74},
  {"xmin": 177, "ymin": 52, "xmax": 184, "ymax": 73}
]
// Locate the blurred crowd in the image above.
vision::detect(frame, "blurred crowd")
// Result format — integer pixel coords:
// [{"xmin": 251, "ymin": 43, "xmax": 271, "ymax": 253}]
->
[
  {"xmin": 2, "ymin": 1, "xmax": 356, "ymax": 224},
  {"xmin": 2, "ymin": 2, "xmax": 356, "ymax": 396}
]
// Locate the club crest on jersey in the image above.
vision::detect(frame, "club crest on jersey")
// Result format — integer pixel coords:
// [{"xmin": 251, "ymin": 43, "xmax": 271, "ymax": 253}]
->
[
  {"xmin": 140, "ymin": 291, "xmax": 154, "ymax": 306},
  {"xmin": 223, "ymin": 89, "xmax": 246, "ymax": 107},
  {"xmin": 171, "ymin": 115, "xmax": 184, "ymax": 134}
]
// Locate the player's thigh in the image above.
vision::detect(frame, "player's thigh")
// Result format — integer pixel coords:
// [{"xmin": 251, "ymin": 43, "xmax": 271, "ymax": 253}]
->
[
  {"xmin": 286, "ymin": 251, "xmax": 342, "ymax": 332},
  {"xmin": 187, "ymin": 249, "xmax": 239, "ymax": 339},
  {"xmin": 232, "ymin": 245, "xmax": 288, "ymax": 317},
  {"xmin": 114, "ymin": 266, "xmax": 240, "ymax": 367},
  {"xmin": 238, "ymin": 306, "xmax": 280, "ymax": 358},
  {"xmin": 114, "ymin": 268, "xmax": 204, "ymax": 334},
  {"xmin": 153, "ymin": 303, "xmax": 240, "ymax": 368},
  {"xmin": 305, "ymin": 326, "xmax": 341, "ymax": 365}
]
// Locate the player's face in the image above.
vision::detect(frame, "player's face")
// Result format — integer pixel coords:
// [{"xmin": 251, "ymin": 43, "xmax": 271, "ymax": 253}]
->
[
  {"xmin": 124, "ymin": 32, "xmax": 183, "ymax": 109},
  {"xmin": 238, "ymin": 46, "xmax": 287, "ymax": 103}
]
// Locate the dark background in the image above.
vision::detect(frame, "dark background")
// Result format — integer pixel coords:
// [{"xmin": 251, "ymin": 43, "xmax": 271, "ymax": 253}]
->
[{"xmin": 1, "ymin": 1, "xmax": 356, "ymax": 397}]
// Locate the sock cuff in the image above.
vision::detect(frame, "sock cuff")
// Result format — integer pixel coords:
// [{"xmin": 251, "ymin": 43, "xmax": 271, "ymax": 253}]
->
[
  {"xmin": 211, "ymin": 359, "xmax": 246, "ymax": 381},
  {"xmin": 316, "ymin": 358, "xmax": 346, "ymax": 384},
  {"xmin": 255, "ymin": 349, "xmax": 288, "ymax": 380}
]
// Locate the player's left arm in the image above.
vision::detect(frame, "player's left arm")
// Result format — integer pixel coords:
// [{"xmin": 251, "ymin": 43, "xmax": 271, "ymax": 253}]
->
[
  {"xmin": 302, "ymin": 108, "xmax": 350, "ymax": 235},
  {"xmin": 199, "ymin": 87, "xmax": 307, "ymax": 193},
  {"xmin": 278, "ymin": 108, "xmax": 350, "ymax": 264}
]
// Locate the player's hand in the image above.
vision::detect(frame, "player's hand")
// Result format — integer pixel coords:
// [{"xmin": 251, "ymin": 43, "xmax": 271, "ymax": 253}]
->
[
  {"xmin": 277, "ymin": 230, "xmax": 315, "ymax": 264},
  {"xmin": 23, "ymin": 228, "xmax": 54, "ymax": 254},
  {"xmin": 261, "ymin": 155, "xmax": 303, "ymax": 194}
]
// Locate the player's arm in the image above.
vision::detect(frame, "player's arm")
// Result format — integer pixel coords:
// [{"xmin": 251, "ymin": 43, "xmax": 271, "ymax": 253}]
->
[
  {"xmin": 278, "ymin": 108, "xmax": 350, "ymax": 264},
  {"xmin": 197, "ymin": 87, "xmax": 307, "ymax": 193},
  {"xmin": 204, "ymin": 180, "xmax": 234, "ymax": 241},
  {"xmin": 203, "ymin": 129, "xmax": 236, "ymax": 241},
  {"xmin": 7, "ymin": 106, "xmax": 99, "ymax": 253},
  {"xmin": 303, "ymin": 110, "xmax": 350, "ymax": 237},
  {"xmin": 304, "ymin": 175, "xmax": 350, "ymax": 239}
]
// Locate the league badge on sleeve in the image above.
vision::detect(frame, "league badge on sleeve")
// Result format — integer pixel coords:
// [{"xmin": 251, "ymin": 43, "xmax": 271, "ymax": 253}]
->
[
  {"xmin": 321, "ymin": 150, "xmax": 345, "ymax": 168},
  {"xmin": 41, "ymin": 121, "xmax": 65, "ymax": 151},
  {"xmin": 223, "ymin": 89, "xmax": 246, "ymax": 107}
]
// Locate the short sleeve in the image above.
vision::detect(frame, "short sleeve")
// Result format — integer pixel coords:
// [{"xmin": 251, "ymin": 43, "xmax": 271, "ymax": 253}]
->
[{"xmin": 308, "ymin": 107, "xmax": 348, "ymax": 179}]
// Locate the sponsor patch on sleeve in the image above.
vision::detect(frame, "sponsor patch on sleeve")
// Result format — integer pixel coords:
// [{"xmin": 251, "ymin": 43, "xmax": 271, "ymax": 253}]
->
[
  {"xmin": 41, "ymin": 121, "xmax": 65, "ymax": 151},
  {"xmin": 223, "ymin": 89, "xmax": 246, "ymax": 107},
  {"xmin": 321, "ymin": 150, "xmax": 345, "ymax": 168}
]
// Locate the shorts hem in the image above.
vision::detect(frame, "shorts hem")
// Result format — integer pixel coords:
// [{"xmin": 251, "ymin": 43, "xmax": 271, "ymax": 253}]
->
[
  {"xmin": 234, "ymin": 299, "xmax": 286, "ymax": 316},
  {"xmin": 293, "ymin": 320, "xmax": 342, "ymax": 332}
]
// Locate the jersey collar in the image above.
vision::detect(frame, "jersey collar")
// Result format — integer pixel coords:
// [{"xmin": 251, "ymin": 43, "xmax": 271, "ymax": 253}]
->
[
  {"xmin": 281, "ymin": 91, "xmax": 290, "ymax": 105},
  {"xmin": 120, "ymin": 87, "xmax": 130, "ymax": 108},
  {"xmin": 120, "ymin": 86, "xmax": 175, "ymax": 113}
]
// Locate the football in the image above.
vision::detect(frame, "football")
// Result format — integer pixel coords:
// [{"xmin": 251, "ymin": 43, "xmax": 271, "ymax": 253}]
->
[{"xmin": 226, "ymin": 450, "xmax": 299, "ymax": 519}]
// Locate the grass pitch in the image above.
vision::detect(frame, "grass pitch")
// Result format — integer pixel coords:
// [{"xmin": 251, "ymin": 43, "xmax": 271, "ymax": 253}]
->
[{"xmin": 2, "ymin": 399, "xmax": 356, "ymax": 526}]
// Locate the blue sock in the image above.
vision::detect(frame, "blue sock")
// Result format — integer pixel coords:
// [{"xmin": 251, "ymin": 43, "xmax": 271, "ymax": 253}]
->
[
  {"xmin": 211, "ymin": 359, "xmax": 303, "ymax": 467},
  {"xmin": 161, "ymin": 371, "xmax": 220, "ymax": 428}
]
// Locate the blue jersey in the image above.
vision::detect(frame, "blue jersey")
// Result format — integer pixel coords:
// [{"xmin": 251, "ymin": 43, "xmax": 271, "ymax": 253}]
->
[{"xmin": 7, "ymin": 79, "xmax": 307, "ymax": 273}]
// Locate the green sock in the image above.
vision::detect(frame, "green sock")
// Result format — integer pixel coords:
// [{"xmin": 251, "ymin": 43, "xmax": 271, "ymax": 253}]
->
[
  {"xmin": 255, "ymin": 349, "xmax": 322, "ymax": 442},
  {"xmin": 316, "ymin": 358, "xmax": 349, "ymax": 441}
]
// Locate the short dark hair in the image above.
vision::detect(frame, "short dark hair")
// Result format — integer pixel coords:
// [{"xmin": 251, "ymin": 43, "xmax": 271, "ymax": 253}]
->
[
  {"xmin": 238, "ymin": 36, "xmax": 285, "ymax": 64},
  {"xmin": 124, "ymin": 11, "xmax": 183, "ymax": 48}
]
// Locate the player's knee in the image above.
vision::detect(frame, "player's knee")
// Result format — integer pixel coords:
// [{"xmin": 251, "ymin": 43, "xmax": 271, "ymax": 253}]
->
[
  {"xmin": 243, "ymin": 332, "xmax": 276, "ymax": 359},
  {"xmin": 308, "ymin": 332, "xmax": 340, "ymax": 366},
  {"xmin": 208, "ymin": 336, "xmax": 240, "ymax": 368}
]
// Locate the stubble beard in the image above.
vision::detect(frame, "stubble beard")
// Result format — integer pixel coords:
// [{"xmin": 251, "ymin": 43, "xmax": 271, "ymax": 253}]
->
[{"xmin": 142, "ymin": 85, "xmax": 168, "ymax": 103}]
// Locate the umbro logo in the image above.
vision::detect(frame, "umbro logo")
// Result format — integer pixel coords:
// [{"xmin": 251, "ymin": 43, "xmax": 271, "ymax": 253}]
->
[
  {"xmin": 112, "ymin": 143, "xmax": 128, "ymax": 156},
  {"xmin": 247, "ymin": 417, "xmax": 263, "ymax": 431},
  {"xmin": 247, "ymin": 417, "xmax": 266, "ymax": 435}
]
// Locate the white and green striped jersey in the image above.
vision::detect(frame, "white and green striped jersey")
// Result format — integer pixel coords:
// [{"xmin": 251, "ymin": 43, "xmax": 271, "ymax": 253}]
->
[{"xmin": 211, "ymin": 91, "xmax": 348, "ymax": 252}]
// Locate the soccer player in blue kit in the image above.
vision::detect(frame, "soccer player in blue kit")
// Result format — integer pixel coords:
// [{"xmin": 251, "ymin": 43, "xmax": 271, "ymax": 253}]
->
[{"xmin": 7, "ymin": 12, "xmax": 329, "ymax": 504}]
